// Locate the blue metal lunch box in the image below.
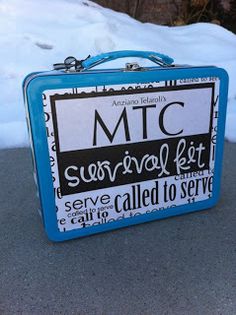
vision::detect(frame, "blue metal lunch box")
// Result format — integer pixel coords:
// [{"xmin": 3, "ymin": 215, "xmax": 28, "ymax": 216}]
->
[{"xmin": 23, "ymin": 50, "xmax": 229, "ymax": 241}]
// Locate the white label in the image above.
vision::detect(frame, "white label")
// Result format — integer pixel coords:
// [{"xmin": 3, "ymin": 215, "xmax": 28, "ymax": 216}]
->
[
  {"xmin": 55, "ymin": 87, "xmax": 212, "ymax": 152},
  {"xmin": 43, "ymin": 78, "xmax": 219, "ymax": 232}
]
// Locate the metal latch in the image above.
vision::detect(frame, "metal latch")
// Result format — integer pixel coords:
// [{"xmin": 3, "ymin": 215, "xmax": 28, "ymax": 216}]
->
[{"xmin": 125, "ymin": 62, "xmax": 144, "ymax": 71}]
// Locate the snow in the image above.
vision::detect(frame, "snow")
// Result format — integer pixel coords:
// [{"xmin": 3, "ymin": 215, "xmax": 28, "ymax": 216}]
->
[{"xmin": 0, "ymin": 0, "xmax": 236, "ymax": 148}]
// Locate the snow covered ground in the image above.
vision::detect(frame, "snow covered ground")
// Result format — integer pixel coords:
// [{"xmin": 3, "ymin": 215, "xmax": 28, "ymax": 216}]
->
[{"xmin": 0, "ymin": 0, "xmax": 236, "ymax": 148}]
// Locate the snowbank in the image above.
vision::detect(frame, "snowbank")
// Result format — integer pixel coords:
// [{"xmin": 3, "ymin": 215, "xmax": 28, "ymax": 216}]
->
[{"xmin": 0, "ymin": 0, "xmax": 236, "ymax": 148}]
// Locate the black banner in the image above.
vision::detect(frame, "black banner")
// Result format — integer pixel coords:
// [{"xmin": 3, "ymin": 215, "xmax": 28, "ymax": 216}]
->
[{"xmin": 58, "ymin": 133, "xmax": 210, "ymax": 195}]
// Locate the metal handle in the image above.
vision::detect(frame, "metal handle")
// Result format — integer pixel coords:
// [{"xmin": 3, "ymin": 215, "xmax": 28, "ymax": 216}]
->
[
  {"xmin": 53, "ymin": 50, "xmax": 174, "ymax": 71},
  {"xmin": 82, "ymin": 50, "xmax": 174, "ymax": 70}
]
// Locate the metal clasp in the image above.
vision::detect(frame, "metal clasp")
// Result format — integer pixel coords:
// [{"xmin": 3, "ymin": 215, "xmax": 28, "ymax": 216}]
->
[
  {"xmin": 53, "ymin": 55, "xmax": 90, "ymax": 72},
  {"xmin": 125, "ymin": 62, "xmax": 144, "ymax": 71}
]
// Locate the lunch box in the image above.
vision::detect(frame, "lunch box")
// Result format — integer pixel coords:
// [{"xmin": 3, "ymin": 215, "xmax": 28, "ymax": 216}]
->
[{"xmin": 23, "ymin": 50, "xmax": 228, "ymax": 241}]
